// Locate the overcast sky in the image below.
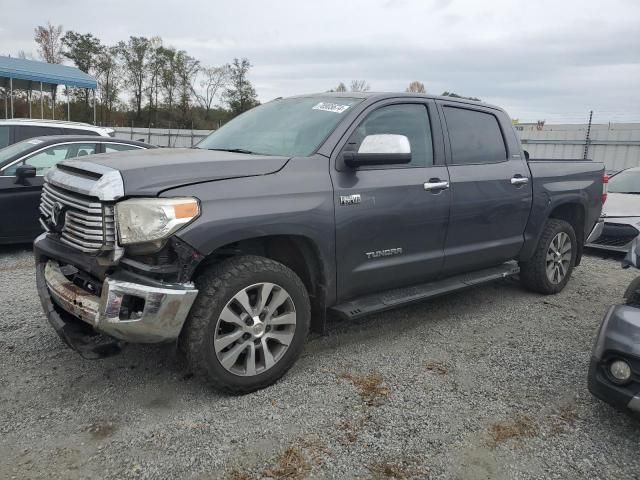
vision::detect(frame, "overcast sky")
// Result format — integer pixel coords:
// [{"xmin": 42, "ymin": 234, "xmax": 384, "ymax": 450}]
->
[{"xmin": 2, "ymin": 0, "xmax": 639, "ymax": 122}]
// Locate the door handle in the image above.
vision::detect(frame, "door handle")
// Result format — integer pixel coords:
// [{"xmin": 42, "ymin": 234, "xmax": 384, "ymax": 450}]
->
[
  {"xmin": 424, "ymin": 180, "xmax": 450, "ymax": 191},
  {"xmin": 511, "ymin": 176, "xmax": 529, "ymax": 186}
]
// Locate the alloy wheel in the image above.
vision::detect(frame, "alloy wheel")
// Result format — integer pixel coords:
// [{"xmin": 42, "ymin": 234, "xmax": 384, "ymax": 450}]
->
[
  {"xmin": 546, "ymin": 232, "xmax": 572, "ymax": 284},
  {"xmin": 213, "ymin": 282, "xmax": 297, "ymax": 376}
]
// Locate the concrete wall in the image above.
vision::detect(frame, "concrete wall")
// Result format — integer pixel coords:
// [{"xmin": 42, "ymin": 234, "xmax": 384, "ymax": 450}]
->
[{"xmin": 515, "ymin": 123, "xmax": 640, "ymax": 172}]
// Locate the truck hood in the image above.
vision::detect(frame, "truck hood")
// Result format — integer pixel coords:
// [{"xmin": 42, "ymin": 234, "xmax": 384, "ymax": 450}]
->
[
  {"xmin": 66, "ymin": 147, "xmax": 290, "ymax": 196},
  {"xmin": 603, "ymin": 192, "xmax": 640, "ymax": 218}
]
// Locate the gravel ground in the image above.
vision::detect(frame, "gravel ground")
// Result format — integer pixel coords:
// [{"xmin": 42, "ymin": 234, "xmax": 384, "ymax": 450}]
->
[{"xmin": 1, "ymin": 245, "xmax": 639, "ymax": 480}]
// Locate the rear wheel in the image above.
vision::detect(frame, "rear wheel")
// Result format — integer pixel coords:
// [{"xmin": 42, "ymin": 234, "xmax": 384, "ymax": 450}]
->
[
  {"xmin": 520, "ymin": 219, "xmax": 577, "ymax": 294},
  {"xmin": 181, "ymin": 255, "xmax": 310, "ymax": 394}
]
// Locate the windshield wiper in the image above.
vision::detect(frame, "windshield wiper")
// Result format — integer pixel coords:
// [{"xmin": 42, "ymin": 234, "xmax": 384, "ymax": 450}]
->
[
  {"xmin": 612, "ymin": 191, "xmax": 640, "ymax": 195},
  {"xmin": 207, "ymin": 148, "xmax": 256, "ymax": 154}
]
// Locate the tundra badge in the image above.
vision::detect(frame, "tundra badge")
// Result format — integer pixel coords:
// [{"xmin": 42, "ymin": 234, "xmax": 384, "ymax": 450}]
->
[
  {"xmin": 365, "ymin": 248, "xmax": 403, "ymax": 259},
  {"xmin": 340, "ymin": 194, "xmax": 361, "ymax": 206}
]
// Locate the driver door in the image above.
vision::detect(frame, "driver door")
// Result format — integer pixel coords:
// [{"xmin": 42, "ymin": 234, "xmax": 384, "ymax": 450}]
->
[
  {"xmin": 331, "ymin": 99, "xmax": 450, "ymax": 301},
  {"xmin": 0, "ymin": 142, "xmax": 98, "ymax": 242}
]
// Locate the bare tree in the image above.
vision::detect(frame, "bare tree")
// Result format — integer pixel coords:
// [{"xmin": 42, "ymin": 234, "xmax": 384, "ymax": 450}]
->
[
  {"xmin": 145, "ymin": 37, "xmax": 164, "ymax": 126},
  {"xmin": 335, "ymin": 82, "xmax": 347, "ymax": 92},
  {"xmin": 34, "ymin": 23, "xmax": 64, "ymax": 64},
  {"xmin": 194, "ymin": 65, "xmax": 230, "ymax": 120},
  {"xmin": 350, "ymin": 80, "xmax": 370, "ymax": 92},
  {"xmin": 406, "ymin": 81, "xmax": 426, "ymax": 93}
]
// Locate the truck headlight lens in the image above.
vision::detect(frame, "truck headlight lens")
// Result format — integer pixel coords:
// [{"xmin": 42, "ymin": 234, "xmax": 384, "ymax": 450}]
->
[{"xmin": 116, "ymin": 197, "xmax": 200, "ymax": 245}]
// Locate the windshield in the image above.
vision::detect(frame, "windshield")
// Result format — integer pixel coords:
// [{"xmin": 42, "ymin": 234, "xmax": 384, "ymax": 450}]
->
[
  {"xmin": 0, "ymin": 138, "xmax": 41, "ymax": 165},
  {"xmin": 196, "ymin": 96, "xmax": 363, "ymax": 157},
  {"xmin": 609, "ymin": 169, "xmax": 640, "ymax": 194}
]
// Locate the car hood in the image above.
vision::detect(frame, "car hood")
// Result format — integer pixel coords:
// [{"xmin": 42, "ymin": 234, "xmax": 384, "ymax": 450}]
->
[
  {"xmin": 66, "ymin": 147, "xmax": 290, "ymax": 196},
  {"xmin": 603, "ymin": 192, "xmax": 640, "ymax": 218}
]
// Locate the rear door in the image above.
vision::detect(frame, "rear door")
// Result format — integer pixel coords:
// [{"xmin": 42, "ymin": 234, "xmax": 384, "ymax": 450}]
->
[
  {"xmin": 0, "ymin": 142, "xmax": 98, "ymax": 241},
  {"xmin": 438, "ymin": 103, "xmax": 532, "ymax": 275},
  {"xmin": 331, "ymin": 99, "xmax": 450, "ymax": 301}
]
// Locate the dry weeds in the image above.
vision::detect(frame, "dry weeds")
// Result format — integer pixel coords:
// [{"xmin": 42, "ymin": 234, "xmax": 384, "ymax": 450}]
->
[
  {"xmin": 341, "ymin": 372, "xmax": 391, "ymax": 406},
  {"xmin": 424, "ymin": 361, "xmax": 449, "ymax": 375},
  {"xmin": 489, "ymin": 415, "xmax": 539, "ymax": 446}
]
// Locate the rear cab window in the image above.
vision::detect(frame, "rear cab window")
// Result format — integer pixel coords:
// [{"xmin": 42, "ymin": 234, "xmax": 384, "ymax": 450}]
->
[{"xmin": 443, "ymin": 106, "xmax": 507, "ymax": 165}]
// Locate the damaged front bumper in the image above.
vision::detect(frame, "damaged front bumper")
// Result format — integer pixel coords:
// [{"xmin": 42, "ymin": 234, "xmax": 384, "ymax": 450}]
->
[{"xmin": 35, "ymin": 234, "xmax": 198, "ymax": 358}]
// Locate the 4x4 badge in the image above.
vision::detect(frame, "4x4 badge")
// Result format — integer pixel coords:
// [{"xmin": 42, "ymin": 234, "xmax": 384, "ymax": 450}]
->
[{"xmin": 340, "ymin": 194, "xmax": 361, "ymax": 206}]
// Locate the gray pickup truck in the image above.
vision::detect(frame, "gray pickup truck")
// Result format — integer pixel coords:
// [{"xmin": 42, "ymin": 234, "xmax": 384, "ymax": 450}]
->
[{"xmin": 34, "ymin": 92, "xmax": 606, "ymax": 393}]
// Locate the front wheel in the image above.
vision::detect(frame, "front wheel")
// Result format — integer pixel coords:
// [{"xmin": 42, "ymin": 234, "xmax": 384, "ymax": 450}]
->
[
  {"xmin": 181, "ymin": 255, "xmax": 310, "ymax": 394},
  {"xmin": 520, "ymin": 219, "xmax": 577, "ymax": 294}
]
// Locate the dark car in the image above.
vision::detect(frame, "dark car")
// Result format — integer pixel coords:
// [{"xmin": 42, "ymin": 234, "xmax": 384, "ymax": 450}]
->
[
  {"xmin": 588, "ymin": 238, "xmax": 640, "ymax": 417},
  {"xmin": 0, "ymin": 136, "xmax": 153, "ymax": 244}
]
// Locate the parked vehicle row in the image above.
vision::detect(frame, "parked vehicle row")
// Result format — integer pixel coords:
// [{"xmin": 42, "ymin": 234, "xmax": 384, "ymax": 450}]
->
[
  {"xmin": 587, "ymin": 167, "xmax": 640, "ymax": 253},
  {"xmin": 0, "ymin": 135, "xmax": 153, "ymax": 244},
  {"xmin": 0, "ymin": 119, "xmax": 114, "ymax": 149},
  {"xmin": 32, "ymin": 92, "xmax": 605, "ymax": 393}
]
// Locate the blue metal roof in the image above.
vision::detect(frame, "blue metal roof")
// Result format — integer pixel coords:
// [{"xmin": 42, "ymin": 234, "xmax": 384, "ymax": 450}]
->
[{"xmin": 0, "ymin": 56, "xmax": 97, "ymax": 89}]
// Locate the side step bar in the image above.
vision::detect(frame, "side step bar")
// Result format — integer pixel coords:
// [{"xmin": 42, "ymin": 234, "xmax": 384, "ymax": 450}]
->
[{"xmin": 330, "ymin": 261, "xmax": 520, "ymax": 320}]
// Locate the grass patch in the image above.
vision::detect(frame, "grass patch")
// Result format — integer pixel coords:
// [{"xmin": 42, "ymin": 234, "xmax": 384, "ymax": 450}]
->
[
  {"xmin": 340, "ymin": 373, "xmax": 391, "ymax": 406},
  {"xmin": 489, "ymin": 415, "xmax": 538, "ymax": 446}
]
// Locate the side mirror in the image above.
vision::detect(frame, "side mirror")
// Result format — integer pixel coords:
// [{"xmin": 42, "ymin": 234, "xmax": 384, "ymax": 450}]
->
[
  {"xmin": 523, "ymin": 150, "xmax": 530, "ymax": 160},
  {"xmin": 15, "ymin": 164, "xmax": 37, "ymax": 184},
  {"xmin": 343, "ymin": 134, "xmax": 412, "ymax": 168}
]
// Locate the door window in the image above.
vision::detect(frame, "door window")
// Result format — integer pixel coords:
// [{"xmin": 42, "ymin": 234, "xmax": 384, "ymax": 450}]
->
[
  {"xmin": 443, "ymin": 107, "xmax": 507, "ymax": 164},
  {"xmin": 14, "ymin": 125, "xmax": 63, "ymax": 142},
  {"xmin": 104, "ymin": 143, "xmax": 143, "ymax": 153},
  {"xmin": 348, "ymin": 104, "xmax": 433, "ymax": 167},
  {"xmin": 2, "ymin": 143, "xmax": 98, "ymax": 176},
  {"xmin": 0, "ymin": 126, "xmax": 10, "ymax": 148}
]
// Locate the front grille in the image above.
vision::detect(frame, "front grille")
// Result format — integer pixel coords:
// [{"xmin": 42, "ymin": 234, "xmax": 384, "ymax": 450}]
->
[
  {"xmin": 592, "ymin": 222, "xmax": 638, "ymax": 248},
  {"xmin": 40, "ymin": 182, "xmax": 116, "ymax": 252}
]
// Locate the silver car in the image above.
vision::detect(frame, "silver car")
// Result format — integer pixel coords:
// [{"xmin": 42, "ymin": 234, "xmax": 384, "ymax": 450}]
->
[{"xmin": 587, "ymin": 167, "xmax": 640, "ymax": 252}]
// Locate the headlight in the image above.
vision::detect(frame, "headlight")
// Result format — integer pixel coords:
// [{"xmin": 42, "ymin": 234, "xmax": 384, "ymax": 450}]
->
[{"xmin": 116, "ymin": 197, "xmax": 200, "ymax": 246}]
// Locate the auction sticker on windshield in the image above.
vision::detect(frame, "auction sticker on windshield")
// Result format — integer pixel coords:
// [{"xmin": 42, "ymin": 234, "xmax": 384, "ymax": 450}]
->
[{"xmin": 312, "ymin": 102, "xmax": 351, "ymax": 114}]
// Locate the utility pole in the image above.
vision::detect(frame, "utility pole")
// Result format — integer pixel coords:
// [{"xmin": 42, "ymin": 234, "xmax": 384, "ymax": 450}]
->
[{"xmin": 583, "ymin": 110, "xmax": 593, "ymax": 160}]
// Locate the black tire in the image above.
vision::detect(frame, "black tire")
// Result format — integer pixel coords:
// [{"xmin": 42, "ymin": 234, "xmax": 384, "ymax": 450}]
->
[
  {"xmin": 520, "ymin": 219, "xmax": 577, "ymax": 295},
  {"xmin": 180, "ymin": 255, "xmax": 310, "ymax": 394}
]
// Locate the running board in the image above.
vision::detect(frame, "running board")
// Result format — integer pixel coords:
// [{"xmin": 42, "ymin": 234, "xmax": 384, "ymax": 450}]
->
[{"xmin": 330, "ymin": 261, "xmax": 520, "ymax": 320}]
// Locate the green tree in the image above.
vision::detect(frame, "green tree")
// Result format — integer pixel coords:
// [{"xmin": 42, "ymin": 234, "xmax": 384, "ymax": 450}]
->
[
  {"xmin": 95, "ymin": 47, "xmax": 120, "ymax": 124},
  {"xmin": 62, "ymin": 31, "xmax": 103, "ymax": 117},
  {"xmin": 175, "ymin": 51, "xmax": 200, "ymax": 127},
  {"xmin": 117, "ymin": 36, "xmax": 151, "ymax": 123},
  {"xmin": 223, "ymin": 58, "xmax": 259, "ymax": 116}
]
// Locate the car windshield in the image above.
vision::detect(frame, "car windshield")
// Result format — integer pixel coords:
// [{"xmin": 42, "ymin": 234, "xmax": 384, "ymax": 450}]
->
[
  {"xmin": 0, "ymin": 138, "xmax": 42, "ymax": 165},
  {"xmin": 608, "ymin": 169, "xmax": 640, "ymax": 194},
  {"xmin": 196, "ymin": 96, "xmax": 363, "ymax": 157}
]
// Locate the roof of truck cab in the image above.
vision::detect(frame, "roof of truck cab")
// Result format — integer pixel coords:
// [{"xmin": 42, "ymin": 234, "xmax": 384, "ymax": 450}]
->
[{"xmin": 287, "ymin": 91, "xmax": 503, "ymax": 111}]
